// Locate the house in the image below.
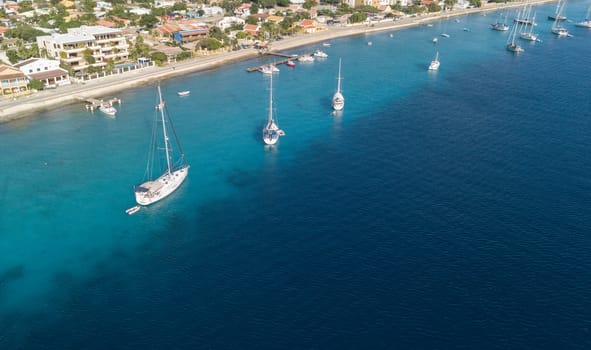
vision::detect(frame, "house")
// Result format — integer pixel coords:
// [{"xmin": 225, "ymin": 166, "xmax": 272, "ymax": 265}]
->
[
  {"xmin": 0, "ymin": 64, "xmax": 30, "ymax": 97},
  {"xmin": 216, "ymin": 16, "xmax": 245, "ymax": 31},
  {"xmin": 152, "ymin": 44, "xmax": 183, "ymax": 63},
  {"xmin": 243, "ymin": 23, "xmax": 260, "ymax": 36},
  {"xmin": 36, "ymin": 26, "xmax": 129, "ymax": 74},
  {"xmin": 234, "ymin": 3, "xmax": 251, "ymax": 17},
  {"xmin": 0, "ymin": 18, "xmax": 13, "ymax": 27},
  {"xmin": 299, "ymin": 19, "xmax": 318, "ymax": 33},
  {"xmin": 95, "ymin": 1, "xmax": 112, "ymax": 9},
  {"xmin": 96, "ymin": 19, "xmax": 116, "ymax": 28},
  {"xmin": 0, "ymin": 26, "xmax": 9, "ymax": 38},
  {"xmin": 199, "ymin": 5, "xmax": 224, "ymax": 16},
  {"xmin": 172, "ymin": 27, "xmax": 208, "ymax": 44},
  {"xmin": 129, "ymin": 7, "xmax": 151, "ymax": 16},
  {"xmin": 13, "ymin": 58, "xmax": 70, "ymax": 88}
]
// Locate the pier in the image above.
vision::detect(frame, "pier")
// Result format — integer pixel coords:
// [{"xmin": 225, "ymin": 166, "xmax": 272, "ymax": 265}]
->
[
  {"xmin": 79, "ymin": 97, "xmax": 122, "ymax": 111},
  {"xmin": 246, "ymin": 51, "xmax": 312, "ymax": 73}
]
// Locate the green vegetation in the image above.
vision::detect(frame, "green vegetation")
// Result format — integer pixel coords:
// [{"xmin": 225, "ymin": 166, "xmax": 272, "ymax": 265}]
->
[
  {"xmin": 176, "ymin": 51, "xmax": 192, "ymax": 61},
  {"xmin": 349, "ymin": 12, "xmax": 367, "ymax": 24},
  {"xmin": 150, "ymin": 51, "xmax": 168, "ymax": 65},
  {"xmin": 28, "ymin": 79, "xmax": 45, "ymax": 90},
  {"xmin": 139, "ymin": 14, "xmax": 159, "ymax": 28},
  {"xmin": 303, "ymin": 0, "xmax": 316, "ymax": 10},
  {"xmin": 198, "ymin": 38, "xmax": 224, "ymax": 51},
  {"xmin": 6, "ymin": 25, "xmax": 46, "ymax": 41},
  {"xmin": 18, "ymin": 1, "xmax": 34, "ymax": 13},
  {"xmin": 6, "ymin": 50, "xmax": 20, "ymax": 64}
]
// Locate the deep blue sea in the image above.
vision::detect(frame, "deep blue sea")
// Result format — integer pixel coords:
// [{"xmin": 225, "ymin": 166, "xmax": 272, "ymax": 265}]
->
[{"xmin": 2, "ymin": 2, "xmax": 591, "ymax": 348}]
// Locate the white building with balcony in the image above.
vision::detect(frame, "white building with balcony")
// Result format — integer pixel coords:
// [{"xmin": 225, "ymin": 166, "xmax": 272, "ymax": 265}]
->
[
  {"xmin": 216, "ymin": 16, "xmax": 245, "ymax": 31},
  {"xmin": 36, "ymin": 25, "xmax": 129, "ymax": 74},
  {"xmin": 13, "ymin": 58, "xmax": 70, "ymax": 88}
]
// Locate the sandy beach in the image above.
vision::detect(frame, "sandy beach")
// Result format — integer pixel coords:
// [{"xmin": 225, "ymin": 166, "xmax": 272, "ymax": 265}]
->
[{"xmin": 0, "ymin": 0, "xmax": 553, "ymax": 123}]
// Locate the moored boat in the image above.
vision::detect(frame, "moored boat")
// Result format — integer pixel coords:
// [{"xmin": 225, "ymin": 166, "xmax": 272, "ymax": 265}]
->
[
  {"xmin": 99, "ymin": 103, "xmax": 117, "ymax": 116},
  {"xmin": 332, "ymin": 58, "xmax": 345, "ymax": 112},
  {"xmin": 298, "ymin": 54, "xmax": 314, "ymax": 62},
  {"xmin": 125, "ymin": 205, "xmax": 140, "ymax": 215},
  {"xmin": 286, "ymin": 60, "xmax": 296, "ymax": 67},
  {"xmin": 507, "ymin": 22, "xmax": 525, "ymax": 53},
  {"xmin": 575, "ymin": 3, "xmax": 591, "ymax": 28},
  {"xmin": 313, "ymin": 50, "xmax": 328, "ymax": 58},
  {"xmin": 177, "ymin": 90, "xmax": 190, "ymax": 96},
  {"xmin": 262, "ymin": 74, "xmax": 284, "ymax": 145},
  {"xmin": 260, "ymin": 64, "xmax": 280, "ymax": 74},
  {"xmin": 134, "ymin": 85, "xmax": 189, "ymax": 206},
  {"xmin": 428, "ymin": 51, "xmax": 440, "ymax": 71}
]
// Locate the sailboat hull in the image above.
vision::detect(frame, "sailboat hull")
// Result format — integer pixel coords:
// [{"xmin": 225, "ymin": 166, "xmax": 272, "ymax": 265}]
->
[
  {"xmin": 332, "ymin": 92, "xmax": 345, "ymax": 111},
  {"xmin": 135, "ymin": 166, "xmax": 189, "ymax": 206}
]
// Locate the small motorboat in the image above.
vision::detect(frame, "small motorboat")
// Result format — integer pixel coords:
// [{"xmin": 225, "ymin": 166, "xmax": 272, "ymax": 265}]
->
[
  {"xmin": 432, "ymin": 37, "xmax": 438, "ymax": 43},
  {"xmin": 126, "ymin": 205, "xmax": 141, "ymax": 215},
  {"xmin": 322, "ymin": 42, "xmax": 331, "ymax": 47},
  {"xmin": 286, "ymin": 60, "xmax": 296, "ymax": 67},
  {"xmin": 441, "ymin": 33, "xmax": 450, "ymax": 38},
  {"xmin": 99, "ymin": 103, "xmax": 117, "ymax": 116},
  {"xmin": 177, "ymin": 90, "xmax": 190, "ymax": 97},
  {"xmin": 313, "ymin": 50, "xmax": 328, "ymax": 58},
  {"xmin": 298, "ymin": 55, "xmax": 314, "ymax": 62}
]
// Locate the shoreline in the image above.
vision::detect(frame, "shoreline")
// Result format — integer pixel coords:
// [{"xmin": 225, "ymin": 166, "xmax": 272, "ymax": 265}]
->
[{"xmin": 0, "ymin": 0, "xmax": 553, "ymax": 123}]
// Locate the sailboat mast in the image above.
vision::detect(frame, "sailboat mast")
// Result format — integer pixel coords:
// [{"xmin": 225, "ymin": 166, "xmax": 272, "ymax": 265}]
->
[
  {"xmin": 337, "ymin": 58, "xmax": 342, "ymax": 94},
  {"xmin": 268, "ymin": 73, "xmax": 273, "ymax": 123},
  {"xmin": 158, "ymin": 85, "xmax": 173, "ymax": 175}
]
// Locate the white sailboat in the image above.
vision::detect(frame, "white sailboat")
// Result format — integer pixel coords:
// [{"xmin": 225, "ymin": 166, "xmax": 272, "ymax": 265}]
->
[
  {"xmin": 520, "ymin": 12, "xmax": 539, "ymax": 41},
  {"xmin": 134, "ymin": 85, "xmax": 189, "ymax": 206},
  {"xmin": 514, "ymin": 3, "xmax": 536, "ymax": 25},
  {"xmin": 491, "ymin": 12, "xmax": 510, "ymax": 31},
  {"xmin": 507, "ymin": 21, "xmax": 524, "ymax": 53},
  {"xmin": 262, "ymin": 74, "xmax": 285, "ymax": 145},
  {"xmin": 428, "ymin": 51, "xmax": 440, "ymax": 71},
  {"xmin": 551, "ymin": 0, "xmax": 569, "ymax": 36},
  {"xmin": 548, "ymin": 0, "xmax": 567, "ymax": 21},
  {"xmin": 575, "ymin": 3, "xmax": 591, "ymax": 28},
  {"xmin": 332, "ymin": 58, "xmax": 345, "ymax": 111}
]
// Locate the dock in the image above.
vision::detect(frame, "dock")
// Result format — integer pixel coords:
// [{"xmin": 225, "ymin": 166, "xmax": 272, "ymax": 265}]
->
[
  {"xmin": 246, "ymin": 51, "xmax": 312, "ymax": 73},
  {"xmin": 79, "ymin": 97, "xmax": 122, "ymax": 111}
]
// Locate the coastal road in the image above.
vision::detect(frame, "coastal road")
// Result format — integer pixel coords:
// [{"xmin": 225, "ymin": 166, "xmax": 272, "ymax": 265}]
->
[{"xmin": 0, "ymin": 0, "xmax": 552, "ymax": 122}]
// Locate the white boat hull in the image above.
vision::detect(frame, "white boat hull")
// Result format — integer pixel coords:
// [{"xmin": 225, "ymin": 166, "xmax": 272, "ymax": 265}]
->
[
  {"xmin": 575, "ymin": 20, "xmax": 591, "ymax": 28},
  {"xmin": 506, "ymin": 44, "xmax": 524, "ymax": 53},
  {"xmin": 520, "ymin": 32, "xmax": 538, "ymax": 41},
  {"xmin": 135, "ymin": 166, "xmax": 189, "ymax": 206},
  {"xmin": 332, "ymin": 92, "xmax": 345, "ymax": 111},
  {"xmin": 99, "ymin": 105, "xmax": 117, "ymax": 116},
  {"xmin": 263, "ymin": 124, "xmax": 281, "ymax": 145}
]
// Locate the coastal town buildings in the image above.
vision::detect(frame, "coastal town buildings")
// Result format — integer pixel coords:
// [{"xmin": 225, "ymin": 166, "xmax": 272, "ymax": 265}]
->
[
  {"xmin": 36, "ymin": 26, "xmax": 129, "ymax": 74},
  {"xmin": 13, "ymin": 58, "xmax": 70, "ymax": 89},
  {"xmin": 0, "ymin": 64, "xmax": 30, "ymax": 97}
]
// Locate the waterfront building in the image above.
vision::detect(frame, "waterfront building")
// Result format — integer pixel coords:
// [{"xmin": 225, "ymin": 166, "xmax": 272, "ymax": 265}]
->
[
  {"xmin": 13, "ymin": 58, "xmax": 70, "ymax": 89},
  {"xmin": 0, "ymin": 64, "xmax": 30, "ymax": 97},
  {"xmin": 36, "ymin": 25, "xmax": 129, "ymax": 74}
]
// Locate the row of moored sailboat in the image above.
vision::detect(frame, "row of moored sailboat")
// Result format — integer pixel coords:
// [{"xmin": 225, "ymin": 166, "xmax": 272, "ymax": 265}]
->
[
  {"xmin": 128, "ymin": 1, "xmax": 590, "ymax": 212},
  {"xmin": 128, "ymin": 58, "xmax": 346, "ymax": 212}
]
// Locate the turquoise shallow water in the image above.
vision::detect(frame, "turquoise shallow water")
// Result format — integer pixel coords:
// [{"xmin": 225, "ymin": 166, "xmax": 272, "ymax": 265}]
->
[{"xmin": 1, "ymin": 1, "xmax": 591, "ymax": 348}]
